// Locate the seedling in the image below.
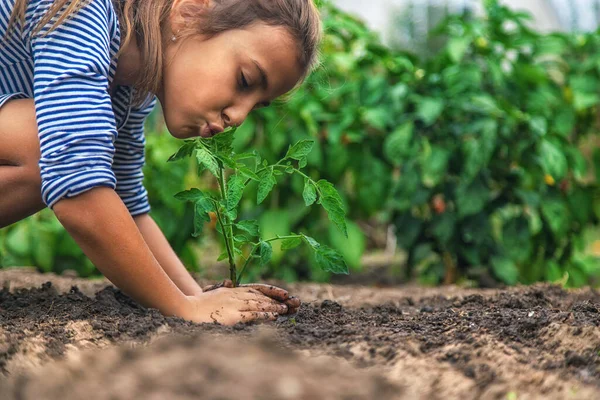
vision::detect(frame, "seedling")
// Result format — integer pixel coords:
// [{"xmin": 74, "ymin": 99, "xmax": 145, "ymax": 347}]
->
[{"xmin": 169, "ymin": 128, "xmax": 348, "ymax": 287}]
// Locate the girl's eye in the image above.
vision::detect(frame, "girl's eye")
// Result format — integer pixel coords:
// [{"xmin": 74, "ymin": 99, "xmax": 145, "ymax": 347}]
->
[{"xmin": 240, "ymin": 72, "xmax": 249, "ymax": 89}]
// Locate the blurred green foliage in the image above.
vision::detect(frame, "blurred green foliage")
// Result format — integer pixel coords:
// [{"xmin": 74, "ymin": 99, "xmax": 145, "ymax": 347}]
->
[
  {"xmin": 2, "ymin": 0, "xmax": 600, "ymax": 287},
  {"xmin": 235, "ymin": 0, "xmax": 600, "ymax": 286},
  {"xmin": 386, "ymin": 1, "xmax": 600, "ymax": 287}
]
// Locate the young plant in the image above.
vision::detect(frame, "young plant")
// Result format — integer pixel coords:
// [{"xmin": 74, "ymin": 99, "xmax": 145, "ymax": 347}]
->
[{"xmin": 169, "ymin": 128, "xmax": 349, "ymax": 287}]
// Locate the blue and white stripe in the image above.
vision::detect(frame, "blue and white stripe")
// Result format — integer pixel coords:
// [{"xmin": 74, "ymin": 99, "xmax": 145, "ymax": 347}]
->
[{"xmin": 0, "ymin": 0, "xmax": 156, "ymax": 216}]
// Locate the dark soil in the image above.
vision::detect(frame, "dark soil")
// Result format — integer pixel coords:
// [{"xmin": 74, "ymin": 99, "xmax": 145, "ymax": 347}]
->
[{"xmin": 1, "ymin": 268, "xmax": 600, "ymax": 399}]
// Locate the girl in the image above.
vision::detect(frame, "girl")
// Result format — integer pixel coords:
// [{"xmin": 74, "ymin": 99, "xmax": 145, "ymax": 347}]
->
[{"xmin": 0, "ymin": 0, "xmax": 320, "ymax": 325}]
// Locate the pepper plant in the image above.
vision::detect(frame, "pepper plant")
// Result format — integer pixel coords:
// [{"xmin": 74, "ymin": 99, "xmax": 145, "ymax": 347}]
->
[{"xmin": 168, "ymin": 128, "xmax": 349, "ymax": 287}]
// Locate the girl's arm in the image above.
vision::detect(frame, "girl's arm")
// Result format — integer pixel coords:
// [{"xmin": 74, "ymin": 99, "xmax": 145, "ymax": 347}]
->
[
  {"xmin": 53, "ymin": 187, "xmax": 191, "ymax": 317},
  {"xmin": 54, "ymin": 187, "xmax": 290, "ymax": 324},
  {"xmin": 133, "ymin": 213, "xmax": 204, "ymax": 296}
]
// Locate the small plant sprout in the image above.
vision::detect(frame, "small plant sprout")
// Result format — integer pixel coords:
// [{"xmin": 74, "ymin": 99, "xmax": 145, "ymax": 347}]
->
[{"xmin": 169, "ymin": 127, "xmax": 349, "ymax": 287}]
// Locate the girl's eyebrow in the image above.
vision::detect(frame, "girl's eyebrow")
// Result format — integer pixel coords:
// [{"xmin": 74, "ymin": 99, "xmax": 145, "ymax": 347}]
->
[{"xmin": 252, "ymin": 59, "xmax": 269, "ymax": 91}]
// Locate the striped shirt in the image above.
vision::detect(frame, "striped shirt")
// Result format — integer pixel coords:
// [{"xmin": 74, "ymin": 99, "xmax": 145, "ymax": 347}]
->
[{"xmin": 0, "ymin": 0, "xmax": 156, "ymax": 216}]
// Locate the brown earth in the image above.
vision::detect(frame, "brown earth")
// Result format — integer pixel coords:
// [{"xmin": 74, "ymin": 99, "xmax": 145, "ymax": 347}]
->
[{"xmin": 1, "ymin": 267, "xmax": 600, "ymax": 399}]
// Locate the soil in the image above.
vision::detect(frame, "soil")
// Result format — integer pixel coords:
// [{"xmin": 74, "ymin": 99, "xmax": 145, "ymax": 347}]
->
[{"xmin": 1, "ymin": 267, "xmax": 600, "ymax": 399}]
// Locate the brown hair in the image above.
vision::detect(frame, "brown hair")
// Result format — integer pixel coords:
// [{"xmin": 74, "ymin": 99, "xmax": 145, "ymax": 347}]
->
[{"xmin": 5, "ymin": 0, "xmax": 322, "ymax": 105}]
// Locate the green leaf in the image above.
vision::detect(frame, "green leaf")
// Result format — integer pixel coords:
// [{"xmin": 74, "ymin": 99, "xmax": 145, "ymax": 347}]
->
[
  {"xmin": 168, "ymin": 140, "xmax": 196, "ymax": 162},
  {"xmin": 455, "ymin": 178, "xmax": 489, "ymax": 218},
  {"xmin": 207, "ymin": 128, "xmax": 236, "ymax": 154},
  {"xmin": 553, "ymin": 108, "xmax": 575, "ymax": 137},
  {"xmin": 539, "ymin": 139, "xmax": 568, "ymax": 180},
  {"xmin": 257, "ymin": 168, "xmax": 277, "ymax": 204},
  {"xmin": 302, "ymin": 179, "xmax": 317, "ymax": 206},
  {"xmin": 233, "ymin": 152, "xmax": 256, "ymax": 161},
  {"xmin": 175, "ymin": 188, "xmax": 205, "ymax": 202},
  {"xmin": 362, "ymin": 107, "xmax": 392, "ymax": 130},
  {"xmin": 192, "ymin": 199, "xmax": 213, "ymax": 238},
  {"xmin": 541, "ymin": 197, "xmax": 570, "ymax": 238},
  {"xmin": 573, "ymin": 92, "xmax": 599, "ymax": 112},
  {"xmin": 416, "ymin": 97, "xmax": 445, "ymax": 126},
  {"xmin": 236, "ymin": 220, "xmax": 260, "ymax": 237},
  {"xmin": 491, "ymin": 256, "xmax": 519, "ymax": 285},
  {"xmin": 529, "ymin": 116, "xmax": 547, "ymax": 137},
  {"xmin": 355, "ymin": 153, "xmax": 391, "ymax": 214},
  {"xmin": 217, "ymin": 154, "xmax": 237, "ymax": 169},
  {"xmin": 196, "ymin": 147, "xmax": 219, "ymax": 177},
  {"xmin": 447, "ymin": 36, "xmax": 470, "ymax": 63},
  {"xmin": 430, "ymin": 212, "xmax": 456, "ymax": 245},
  {"xmin": 259, "ymin": 241, "xmax": 273, "ymax": 266},
  {"xmin": 462, "ymin": 121, "xmax": 497, "ymax": 183},
  {"xmin": 464, "ymin": 95, "xmax": 504, "ymax": 117},
  {"xmin": 237, "ymin": 166, "xmax": 260, "ymax": 181},
  {"xmin": 315, "ymin": 245, "xmax": 349, "ymax": 275},
  {"xmin": 502, "ymin": 216, "xmax": 532, "ymax": 263},
  {"xmin": 226, "ymin": 174, "xmax": 246, "ymax": 212},
  {"xmin": 281, "ymin": 236, "xmax": 302, "ymax": 250},
  {"xmin": 383, "ymin": 122, "xmax": 414, "ymax": 165},
  {"xmin": 301, "ymin": 234, "xmax": 320, "ymax": 249},
  {"xmin": 285, "ymin": 140, "xmax": 315, "ymax": 160},
  {"xmin": 420, "ymin": 145, "xmax": 450, "ymax": 188},
  {"xmin": 233, "ymin": 234, "xmax": 250, "ymax": 243},
  {"xmin": 317, "ymin": 180, "xmax": 348, "ymax": 237}
]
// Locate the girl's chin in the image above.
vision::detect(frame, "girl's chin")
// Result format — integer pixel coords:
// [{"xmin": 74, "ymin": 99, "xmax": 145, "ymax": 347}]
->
[{"xmin": 165, "ymin": 124, "xmax": 200, "ymax": 140}]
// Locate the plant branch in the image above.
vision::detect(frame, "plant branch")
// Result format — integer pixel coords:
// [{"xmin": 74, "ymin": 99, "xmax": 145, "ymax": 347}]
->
[
  {"xmin": 215, "ymin": 164, "xmax": 238, "ymax": 286},
  {"xmin": 263, "ymin": 234, "xmax": 303, "ymax": 243},
  {"xmin": 236, "ymin": 243, "xmax": 259, "ymax": 284},
  {"xmin": 214, "ymin": 207, "xmax": 237, "ymax": 285}
]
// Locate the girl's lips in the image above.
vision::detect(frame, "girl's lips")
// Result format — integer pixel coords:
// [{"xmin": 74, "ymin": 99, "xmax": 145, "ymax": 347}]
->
[{"xmin": 202, "ymin": 123, "xmax": 224, "ymax": 138}]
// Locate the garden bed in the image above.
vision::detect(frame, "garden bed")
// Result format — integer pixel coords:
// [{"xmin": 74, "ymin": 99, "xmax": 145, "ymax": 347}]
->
[{"xmin": 1, "ymin": 267, "xmax": 600, "ymax": 399}]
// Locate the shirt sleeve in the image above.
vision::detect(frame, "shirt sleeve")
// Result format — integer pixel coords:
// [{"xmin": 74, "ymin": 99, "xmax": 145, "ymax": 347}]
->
[
  {"xmin": 30, "ymin": 0, "xmax": 120, "ymax": 208},
  {"xmin": 113, "ymin": 95, "xmax": 157, "ymax": 216}
]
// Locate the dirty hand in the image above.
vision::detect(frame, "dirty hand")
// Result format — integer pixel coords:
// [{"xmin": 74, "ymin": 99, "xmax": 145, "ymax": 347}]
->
[
  {"xmin": 203, "ymin": 279, "xmax": 301, "ymax": 315},
  {"xmin": 183, "ymin": 286, "xmax": 289, "ymax": 326}
]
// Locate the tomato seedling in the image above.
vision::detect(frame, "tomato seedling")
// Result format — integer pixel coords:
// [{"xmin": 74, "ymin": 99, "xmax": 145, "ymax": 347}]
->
[{"xmin": 169, "ymin": 128, "xmax": 348, "ymax": 287}]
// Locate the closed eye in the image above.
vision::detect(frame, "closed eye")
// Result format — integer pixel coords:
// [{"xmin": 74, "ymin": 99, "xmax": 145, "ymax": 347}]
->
[
  {"xmin": 253, "ymin": 102, "xmax": 270, "ymax": 110},
  {"xmin": 240, "ymin": 72, "xmax": 249, "ymax": 90}
]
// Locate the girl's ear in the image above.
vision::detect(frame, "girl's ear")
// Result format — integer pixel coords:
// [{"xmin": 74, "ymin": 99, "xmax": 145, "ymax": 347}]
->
[{"xmin": 169, "ymin": 0, "xmax": 213, "ymax": 34}]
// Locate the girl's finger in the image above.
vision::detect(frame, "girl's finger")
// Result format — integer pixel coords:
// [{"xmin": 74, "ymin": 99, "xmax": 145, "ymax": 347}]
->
[
  {"xmin": 203, "ymin": 279, "xmax": 234, "ymax": 292},
  {"xmin": 222, "ymin": 279, "xmax": 234, "ymax": 288},
  {"xmin": 240, "ymin": 301, "xmax": 288, "ymax": 314},
  {"xmin": 237, "ymin": 283, "xmax": 289, "ymax": 302},
  {"xmin": 284, "ymin": 296, "xmax": 301, "ymax": 309},
  {"xmin": 239, "ymin": 312, "xmax": 278, "ymax": 322}
]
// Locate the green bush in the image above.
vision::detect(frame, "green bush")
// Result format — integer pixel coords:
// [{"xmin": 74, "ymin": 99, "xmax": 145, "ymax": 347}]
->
[
  {"xmin": 387, "ymin": 2, "xmax": 600, "ymax": 286},
  {"xmin": 3, "ymin": 0, "xmax": 600, "ymax": 287},
  {"xmin": 239, "ymin": 1, "xmax": 600, "ymax": 286}
]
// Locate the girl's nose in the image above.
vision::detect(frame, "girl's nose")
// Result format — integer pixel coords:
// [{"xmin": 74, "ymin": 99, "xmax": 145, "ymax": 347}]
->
[{"xmin": 222, "ymin": 102, "xmax": 254, "ymax": 129}]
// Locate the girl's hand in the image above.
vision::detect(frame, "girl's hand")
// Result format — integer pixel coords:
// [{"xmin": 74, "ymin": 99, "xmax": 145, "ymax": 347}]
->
[
  {"xmin": 183, "ymin": 287, "xmax": 289, "ymax": 326},
  {"xmin": 203, "ymin": 280, "xmax": 301, "ymax": 315}
]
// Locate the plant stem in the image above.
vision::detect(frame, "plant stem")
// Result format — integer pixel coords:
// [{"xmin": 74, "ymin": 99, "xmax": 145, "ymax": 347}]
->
[
  {"xmin": 214, "ymin": 208, "xmax": 237, "ymax": 286},
  {"xmin": 263, "ymin": 234, "xmax": 303, "ymax": 243},
  {"xmin": 243, "ymin": 159, "xmax": 286, "ymax": 186},
  {"xmin": 237, "ymin": 235, "xmax": 303, "ymax": 284},
  {"xmin": 273, "ymin": 165, "xmax": 312, "ymax": 182},
  {"xmin": 236, "ymin": 243, "xmax": 259, "ymax": 284},
  {"xmin": 216, "ymin": 165, "xmax": 239, "ymax": 286}
]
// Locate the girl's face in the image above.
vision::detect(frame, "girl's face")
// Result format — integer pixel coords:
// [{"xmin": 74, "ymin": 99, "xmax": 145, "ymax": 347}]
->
[{"xmin": 158, "ymin": 19, "xmax": 303, "ymax": 139}]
